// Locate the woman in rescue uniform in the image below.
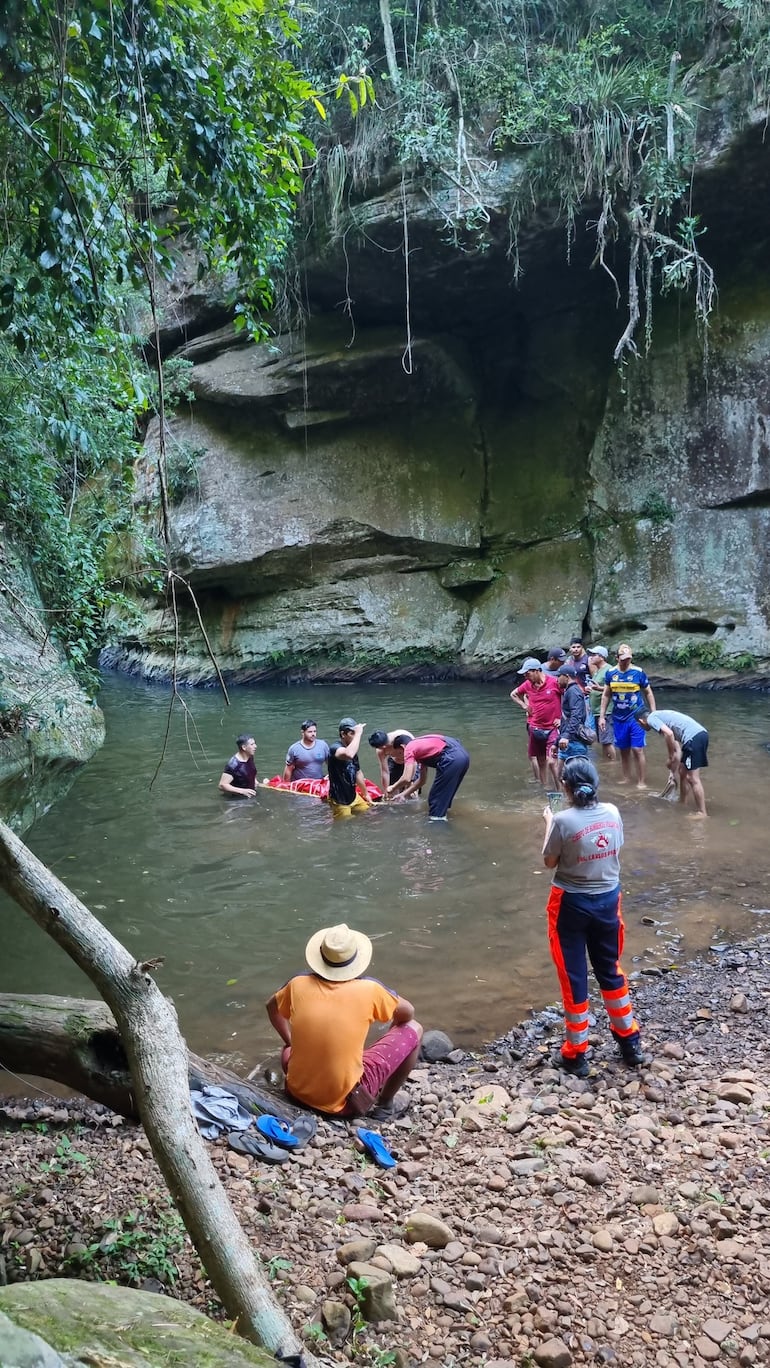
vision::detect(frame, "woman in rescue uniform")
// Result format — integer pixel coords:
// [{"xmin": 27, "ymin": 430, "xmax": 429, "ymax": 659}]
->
[{"xmin": 541, "ymin": 757, "xmax": 644, "ymax": 1076}]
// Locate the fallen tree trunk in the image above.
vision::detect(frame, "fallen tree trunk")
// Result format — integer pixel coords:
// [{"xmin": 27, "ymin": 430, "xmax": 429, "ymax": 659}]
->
[
  {"xmin": 0, "ymin": 820, "xmax": 315, "ymax": 1363},
  {"xmin": 0, "ymin": 992, "xmax": 293, "ymax": 1121}
]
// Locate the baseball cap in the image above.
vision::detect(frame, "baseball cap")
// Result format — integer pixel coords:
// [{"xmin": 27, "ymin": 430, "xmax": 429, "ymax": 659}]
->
[
  {"xmin": 589, "ymin": 645, "xmax": 608, "ymax": 659},
  {"xmin": 517, "ymin": 657, "xmax": 543, "ymax": 674},
  {"xmin": 338, "ymin": 716, "xmax": 358, "ymax": 732},
  {"xmin": 557, "ymin": 662, "xmax": 578, "ymax": 678},
  {"xmin": 547, "ymin": 646, "xmax": 567, "ymax": 662}
]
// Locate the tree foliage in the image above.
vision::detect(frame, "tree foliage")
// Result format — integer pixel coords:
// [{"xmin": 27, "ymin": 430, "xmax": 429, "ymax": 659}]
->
[
  {"xmin": 299, "ymin": 0, "xmax": 770, "ymax": 356},
  {"xmin": 0, "ymin": 0, "xmax": 318, "ymax": 680}
]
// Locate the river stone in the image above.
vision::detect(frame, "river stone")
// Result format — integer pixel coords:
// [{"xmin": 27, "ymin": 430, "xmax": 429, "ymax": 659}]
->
[
  {"xmin": 337, "ymin": 1238, "xmax": 377, "ymax": 1265},
  {"xmin": 468, "ymin": 1084, "xmax": 512, "ymax": 1115},
  {"xmin": 533, "ymin": 1337, "xmax": 573, "ymax": 1367},
  {"xmin": 421, "ymin": 1030, "xmax": 455, "ymax": 1062},
  {"xmin": 405, "ymin": 1212, "xmax": 454, "ymax": 1247},
  {"xmin": 354, "ymin": 1272, "xmax": 397, "ymax": 1324},
  {"xmin": 629, "ymin": 1185, "xmax": 661, "ymax": 1205},
  {"xmin": 716, "ymin": 1082, "xmax": 753, "ymax": 1104},
  {"xmin": 321, "ymin": 1299, "xmax": 351, "ymax": 1345},
  {"xmin": 703, "ymin": 1318, "xmax": 734, "ymax": 1344},
  {"xmin": 0, "ymin": 1280, "xmax": 276, "ymax": 1366},
  {"xmin": 576, "ymin": 1161, "xmax": 610, "ymax": 1186},
  {"xmin": 375, "ymin": 1244, "xmax": 421, "ymax": 1277},
  {"xmin": 694, "ymin": 1336, "xmax": 723, "ymax": 1361},
  {"xmin": 0, "ymin": 1311, "xmax": 66, "ymax": 1368},
  {"xmin": 652, "ymin": 1212, "xmax": 679, "ymax": 1237}
]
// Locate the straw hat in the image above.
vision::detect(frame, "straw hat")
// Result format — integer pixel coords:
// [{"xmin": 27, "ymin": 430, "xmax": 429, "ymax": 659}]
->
[{"xmin": 305, "ymin": 924, "xmax": 373, "ymax": 982}]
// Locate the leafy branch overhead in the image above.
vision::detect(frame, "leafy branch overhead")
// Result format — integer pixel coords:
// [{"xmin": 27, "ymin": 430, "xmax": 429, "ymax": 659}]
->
[
  {"xmin": 0, "ymin": 0, "xmax": 320, "ymax": 680},
  {"xmin": 300, "ymin": 0, "xmax": 770, "ymax": 357}
]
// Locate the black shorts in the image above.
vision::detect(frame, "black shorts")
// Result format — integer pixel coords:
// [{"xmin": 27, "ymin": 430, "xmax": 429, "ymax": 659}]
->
[{"xmin": 682, "ymin": 729, "xmax": 709, "ymax": 771}]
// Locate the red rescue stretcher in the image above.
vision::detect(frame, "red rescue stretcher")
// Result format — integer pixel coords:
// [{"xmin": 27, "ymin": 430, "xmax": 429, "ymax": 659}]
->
[{"xmin": 263, "ymin": 776, "xmax": 383, "ymax": 801}]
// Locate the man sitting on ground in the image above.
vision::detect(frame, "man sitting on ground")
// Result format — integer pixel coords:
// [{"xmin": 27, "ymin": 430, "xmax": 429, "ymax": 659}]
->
[{"xmin": 266, "ymin": 924, "xmax": 422, "ymax": 1119}]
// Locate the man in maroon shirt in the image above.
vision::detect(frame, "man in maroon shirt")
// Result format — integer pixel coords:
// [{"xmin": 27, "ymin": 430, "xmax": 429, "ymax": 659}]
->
[
  {"xmin": 511, "ymin": 658, "xmax": 562, "ymax": 786},
  {"xmin": 385, "ymin": 734, "xmax": 470, "ymax": 820}
]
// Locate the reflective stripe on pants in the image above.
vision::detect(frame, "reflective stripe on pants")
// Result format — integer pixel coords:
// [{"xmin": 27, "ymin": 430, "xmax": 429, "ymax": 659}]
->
[{"xmin": 547, "ymin": 884, "xmax": 639, "ymax": 1057}]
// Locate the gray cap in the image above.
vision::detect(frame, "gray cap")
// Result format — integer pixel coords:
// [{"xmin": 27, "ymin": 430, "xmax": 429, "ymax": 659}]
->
[
  {"xmin": 338, "ymin": 717, "xmax": 358, "ymax": 732},
  {"xmin": 589, "ymin": 645, "xmax": 608, "ymax": 659},
  {"xmin": 517, "ymin": 657, "xmax": 543, "ymax": 674}
]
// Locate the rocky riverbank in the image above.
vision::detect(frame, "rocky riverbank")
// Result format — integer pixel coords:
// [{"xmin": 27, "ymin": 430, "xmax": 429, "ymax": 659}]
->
[{"xmin": 1, "ymin": 936, "xmax": 769, "ymax": 1368}]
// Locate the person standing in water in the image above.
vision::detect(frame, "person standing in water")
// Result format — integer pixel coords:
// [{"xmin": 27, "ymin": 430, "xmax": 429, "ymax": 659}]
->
[
  {"xmin": 327, "ymin": 719, "xmax": 372, "ymax": 816},
  {"xmin": 542, "ymin": 755, "xmax": 644, "ymax": 1075},
  {"xmin": 386, "ymin": 733, "xmax": 470, "ymax": 820},
  {"xmin": 283, "ymin": 719, "xmax": 330, "ymax": 782},
  {"xmin": 637, "ymin": 708, "xmax": 709, "ymax": 817},
  {"xmin": 599, "ymin": 644, "xmax": 655, "ymax": 788},
  {"xmin": 218, "ymin": 734, "xmax": 258, "ymax": 798}
]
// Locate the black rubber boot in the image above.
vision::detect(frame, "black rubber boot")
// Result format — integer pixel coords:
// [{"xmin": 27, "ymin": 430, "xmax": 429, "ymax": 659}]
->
[
  {"xmin": 613, "ymin": 1031, "xmax": 645, "ymax": 1067},
  {"xmin": 558, "ymin": 1052, "xmax": 589, "ymax": 1078}
]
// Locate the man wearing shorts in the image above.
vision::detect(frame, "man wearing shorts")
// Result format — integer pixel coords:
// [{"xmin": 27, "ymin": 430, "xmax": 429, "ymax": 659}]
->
[
  {"xmin": 327, "ymin": 719, "xmax": 372, "ymax": 816},
  {"xmin": 267, "ymin": 924, "xmax": 422, "ymax": 1119},
  {"xmin": 586, "ymin": 647, "xmax": 616, "ymax": 762},
  {"xmin": 637, "ymin": 709, "xmax": 710, "ymax": 817},
  {"xmin": 599, "ymin": 644, "xmax": 656, "ymax": 788},
  {"xmin": 511, "ymin": 657, "xmax": 561, "ymax": 786}
]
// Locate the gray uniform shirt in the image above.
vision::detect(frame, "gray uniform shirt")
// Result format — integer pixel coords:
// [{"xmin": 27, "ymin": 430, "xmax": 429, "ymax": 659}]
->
[
  {"xmin": 645, "ymin": 710, "xmax": 705, "ymax": 745},
  {"xmin": 544, "ymin": 801, "xmax": 624, "ymax": 893},
  {"xmin": 285, "ymin": 738, "xmax": 330, "ymax": 779}
]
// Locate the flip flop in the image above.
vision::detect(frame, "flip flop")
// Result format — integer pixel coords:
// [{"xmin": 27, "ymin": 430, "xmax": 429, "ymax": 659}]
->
[
  {"xmin": 355, "ymin": 1128, "xmax": 397, "ymax": 1169},
  {"xmin": 226, "ymin": 1131, "xmax": 290, "ymax": 1163},
  {"xmin": 256, "ymin": 1113, "xmax": 317, "ymax": 1150}
]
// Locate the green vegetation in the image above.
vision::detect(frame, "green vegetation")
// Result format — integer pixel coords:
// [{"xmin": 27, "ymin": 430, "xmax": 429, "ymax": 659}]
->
[
  {"xmin": 65, "ymin": 1200, "xmax": 187, "ymax": 1286},
  {"xmin": 0, "ymin": 0, "xmax": 319, "ymax": 680},
  {"xmin": 300, "ymin": 0, "xmax": 770, "ymax": 355}
]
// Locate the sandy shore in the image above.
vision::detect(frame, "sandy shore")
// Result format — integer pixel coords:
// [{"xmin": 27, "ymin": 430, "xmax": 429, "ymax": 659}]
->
[{"xmin": 2, "ymin": 935, "xmax": 769, "ymax": 1367}]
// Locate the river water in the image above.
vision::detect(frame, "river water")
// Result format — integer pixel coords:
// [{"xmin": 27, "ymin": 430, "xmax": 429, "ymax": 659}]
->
[{"xmin": 2, "ymin": 677, "xmax": 769, "ymax": 1075}]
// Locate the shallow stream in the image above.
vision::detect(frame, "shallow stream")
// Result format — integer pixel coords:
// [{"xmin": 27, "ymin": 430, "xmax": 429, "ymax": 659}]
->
[{"xmin": 2, "ymin": 677, "xmax": 769, "ymax": 1075}]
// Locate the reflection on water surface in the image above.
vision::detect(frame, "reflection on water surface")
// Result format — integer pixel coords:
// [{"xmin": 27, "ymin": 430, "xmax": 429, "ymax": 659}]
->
[{"xmin": 1, "ymin": 677, "xmax": 769, "ymax": 1071}]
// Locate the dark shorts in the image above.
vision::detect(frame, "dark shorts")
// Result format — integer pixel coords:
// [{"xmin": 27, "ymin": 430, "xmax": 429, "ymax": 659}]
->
[
  {"xmin": 683, "ymin": 729, "xmax": 709, "ymax": 770},
  {"xmin": 613, "ymin": 716, "xmax": 645, "ymax": 751},
  {"xmin": 528, "ymin": 726, "xmax": 558, "ymax": 759},
  {"xmin": 597, "ymin": 716, "xmax": 615, "ymax": 746}
]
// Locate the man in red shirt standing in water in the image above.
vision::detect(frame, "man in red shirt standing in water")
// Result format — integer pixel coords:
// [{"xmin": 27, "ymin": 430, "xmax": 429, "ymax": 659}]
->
[
  {"xmin": 384, "ymin": 733, "xmax": 470, "ymax": 820},
  {"xmin": 510, "ymin": 657, "xmax": 562, "ymax": 787}
]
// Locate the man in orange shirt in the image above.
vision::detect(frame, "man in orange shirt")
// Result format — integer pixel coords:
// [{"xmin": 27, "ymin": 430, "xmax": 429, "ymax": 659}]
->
[{"xmin": 266, "ymin": 924, "xmax": 422, "ymax": 1119}]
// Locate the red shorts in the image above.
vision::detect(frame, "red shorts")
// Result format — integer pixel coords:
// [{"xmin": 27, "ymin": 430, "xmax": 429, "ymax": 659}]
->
[
  {"xmin": 528, "ymin": 727, "xmax": 558, "ymax": 760},
  {"xmin": 357, "ymin": 1024, "xmax": 420, "ymax": 1101}
]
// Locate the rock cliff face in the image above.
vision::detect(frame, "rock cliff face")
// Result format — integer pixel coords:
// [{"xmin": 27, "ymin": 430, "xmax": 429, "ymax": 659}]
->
[
  {"xmin": 0, "ymin": 540, "xmax": 105, "ymax": 830},
  {"xmin": 107, "ymin": 124, "xmax": 770, "ymax": 688}
]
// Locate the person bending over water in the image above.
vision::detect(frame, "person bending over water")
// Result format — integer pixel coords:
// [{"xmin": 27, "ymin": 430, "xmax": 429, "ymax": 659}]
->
[
  {"xmin": 541, "ymin": 756, "xmax": 644, "ymax": 1076},
  {"xmin": 637, "ymin": 708, "xmax": 709, "ymax": 817},
  {"xmin": 386, "ymin": 733, "xmax": 470, "ymax": 820}
]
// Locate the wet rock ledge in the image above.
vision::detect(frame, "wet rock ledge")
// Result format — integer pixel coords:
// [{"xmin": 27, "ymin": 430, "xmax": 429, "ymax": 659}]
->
[{"xmin": 1, "ymin": 936, "xmax": 769, "ymax": 1368}]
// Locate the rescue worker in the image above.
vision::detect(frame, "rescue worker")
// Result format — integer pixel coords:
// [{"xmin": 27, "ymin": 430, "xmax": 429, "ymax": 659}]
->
[{"xmin": 541, "ymin": 755, "xmax": 644, "ymax": 1075}]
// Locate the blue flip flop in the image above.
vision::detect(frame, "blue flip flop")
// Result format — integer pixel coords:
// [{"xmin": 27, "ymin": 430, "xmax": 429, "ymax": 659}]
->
[
  {"xmin": 355, "ymin": 1127, "xmax": 397, "ymax": 1169},
  {"xmin": 256, "ymin": 1113, "xmax": 317, "ymax": 1150},
  {"xmin": 256, "ymin": 1114, "xmax": 302, "ymax": 1148}
]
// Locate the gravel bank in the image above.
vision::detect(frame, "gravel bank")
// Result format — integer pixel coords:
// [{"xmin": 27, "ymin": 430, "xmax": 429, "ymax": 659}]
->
[{"xmin": 2, "ymin": 936, "xmax": 769, "ymax": 1367}]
